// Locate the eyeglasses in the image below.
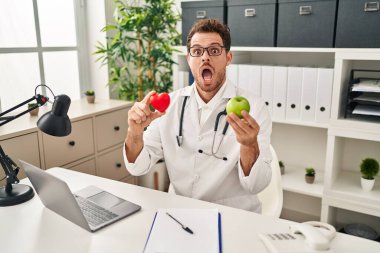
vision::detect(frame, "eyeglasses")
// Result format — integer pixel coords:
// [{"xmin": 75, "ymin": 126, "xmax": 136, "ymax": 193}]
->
[{"xmin": 188, "ymin": 45, "xmax": 225, "ymax": 57}]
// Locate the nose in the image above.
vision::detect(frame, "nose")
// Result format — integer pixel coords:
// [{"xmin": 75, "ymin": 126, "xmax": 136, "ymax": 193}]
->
[{"xmin": 201, "ymin": 49, "xmax": 211, "ymax": 62}]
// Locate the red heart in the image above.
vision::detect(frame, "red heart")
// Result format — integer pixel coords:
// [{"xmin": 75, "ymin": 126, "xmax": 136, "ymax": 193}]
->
[{"xmin": 150, "ymin": 92, "xmax": 170, "ymax": 112}]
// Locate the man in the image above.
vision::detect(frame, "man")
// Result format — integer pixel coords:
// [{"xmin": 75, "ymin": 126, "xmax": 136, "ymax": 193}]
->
[{"xmin": 124, "ymin": 19, "xmax": 272, "ymax": 213}]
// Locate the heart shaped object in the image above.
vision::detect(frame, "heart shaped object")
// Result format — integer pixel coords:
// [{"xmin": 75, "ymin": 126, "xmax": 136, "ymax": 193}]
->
[{"xmin": 150, "ymin": 92, "xmax": 170, "ymax": 112}]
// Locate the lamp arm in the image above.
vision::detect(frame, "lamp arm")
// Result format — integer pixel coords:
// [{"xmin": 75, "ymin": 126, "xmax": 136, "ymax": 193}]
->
[
  {"xmin": 0, "ymin": 145, "xmax": 20, "ymax": 192},
  {"xmin": 0, "ymin": 94, "xmax": 49, "ymax": 126}
]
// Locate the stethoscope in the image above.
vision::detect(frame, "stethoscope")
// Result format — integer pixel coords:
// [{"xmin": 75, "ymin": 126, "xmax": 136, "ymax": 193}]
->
[{"xmin": 176, "ymin": 96, "xmax": 229, "ymax": 161}]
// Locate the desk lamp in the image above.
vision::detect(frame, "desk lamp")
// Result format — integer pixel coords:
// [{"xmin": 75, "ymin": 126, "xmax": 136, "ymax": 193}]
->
[{"xmin": 0, "ymin": 84, "xmax": 71, "ymax": 206}]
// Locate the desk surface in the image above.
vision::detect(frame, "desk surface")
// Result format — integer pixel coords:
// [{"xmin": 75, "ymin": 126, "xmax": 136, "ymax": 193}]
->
[{"xmin": 1, "ymin": 168, "xmax": 379, "ymax": 253}]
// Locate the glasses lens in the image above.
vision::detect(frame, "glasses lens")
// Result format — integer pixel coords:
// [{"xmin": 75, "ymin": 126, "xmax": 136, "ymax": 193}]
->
[
  {"xmin": 190, "ymin": 47, "xmax": 203, "ymax": 57},
  {"xmin": 208, "ymin": 46, "xmax": 222, "ymax": 56}
]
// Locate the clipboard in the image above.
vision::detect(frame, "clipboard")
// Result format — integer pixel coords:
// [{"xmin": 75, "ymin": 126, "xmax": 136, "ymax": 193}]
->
[{"xmin": 143, "ymin": 208, "xmax": 222, "ymax": 253}]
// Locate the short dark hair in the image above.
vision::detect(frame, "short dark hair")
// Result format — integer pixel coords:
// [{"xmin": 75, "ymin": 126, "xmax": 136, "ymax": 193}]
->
[{"xmin": 186, "ymin": 19, "xmax": 231, "ymax": 52}]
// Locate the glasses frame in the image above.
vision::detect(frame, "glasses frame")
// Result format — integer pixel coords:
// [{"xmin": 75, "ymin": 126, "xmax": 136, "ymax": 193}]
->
[{"xmin": 188, "ymin": 44, "xmax": 226, "ymax": 57}]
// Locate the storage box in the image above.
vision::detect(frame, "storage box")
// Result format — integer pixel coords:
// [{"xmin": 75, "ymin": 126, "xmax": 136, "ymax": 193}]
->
[
  {"xmin": 181, "ymin": 1, "xmax": 226, "ymax": 46},
  {"xmin": 277, "ymin": 0, "xmax": 337, "ymax": 48},
  {"xmin": 335, "ymin": 0, "xmax": 380, "ymax": 48},
  {"xmin": 227, "ymin": 0, "xmax": 277, "ymax": 47}
]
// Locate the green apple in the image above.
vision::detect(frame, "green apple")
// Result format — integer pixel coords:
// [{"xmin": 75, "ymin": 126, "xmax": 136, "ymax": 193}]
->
[{"xmin": 226, "ymin": 96, "xmax": 250, "ymax": 118}]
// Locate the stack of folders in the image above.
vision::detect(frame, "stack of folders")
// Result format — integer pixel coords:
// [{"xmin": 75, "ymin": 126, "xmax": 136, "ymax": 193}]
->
[
  {"xmin": 351, "ymin": 79, "xmax": 380, "ymax": 117},
  {"xmin": 143, "ymin": 208, "xmax": 222, "ymax": 253},
  {"xmin": 226, "ymin": 64, "xmax": 334, "ymax": 124}
]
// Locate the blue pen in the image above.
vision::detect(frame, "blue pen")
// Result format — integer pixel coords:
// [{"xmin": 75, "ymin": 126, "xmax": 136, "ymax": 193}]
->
[{"xmin": 166, "ymin": 212, "xmax": 194, "ymax": 234}]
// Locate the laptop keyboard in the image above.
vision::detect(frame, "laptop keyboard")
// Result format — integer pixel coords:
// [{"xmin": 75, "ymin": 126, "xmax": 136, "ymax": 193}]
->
[{"xmin": 75, "ymin": 195, "xmax": 118, "ymax": 227}]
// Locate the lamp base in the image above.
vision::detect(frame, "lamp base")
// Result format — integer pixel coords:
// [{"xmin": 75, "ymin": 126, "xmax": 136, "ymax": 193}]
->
[{"xmin": 0, "ymin": 184, "xmax": 34, "ymax": 206}]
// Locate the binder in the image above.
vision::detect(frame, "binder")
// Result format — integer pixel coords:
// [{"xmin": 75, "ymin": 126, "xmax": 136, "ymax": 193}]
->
[
  {"xmin": 238, "ymin": 64, "xmax": 261, "ymax": 96},
  {"xmin": 144, "ymin": 209, "xmax": 222, "ymax": 253},
  {"xmin": 301, "ymin": 68, "xmax": 318, "ymax": 122},
  {"xmin": 315, "ymin": 68, "xmax": 334, "ymax": 124},
  {"xmin": 272, "ymin": 66, "xmax": 288, "ymax": 120},
  {"xmin": 286, "ymin": 67, "xmax": 303, "ymax": 121},
  {"xmin": 227, "ymin": 64, "xmax": 239, "ymax": 85},
  {"xmin": 178, "ymin": 71, "xmax": 190, "ymax": 90},
  {"xmin": 261, "ymin": 66, "xmax": 274, "ymax": 115}
]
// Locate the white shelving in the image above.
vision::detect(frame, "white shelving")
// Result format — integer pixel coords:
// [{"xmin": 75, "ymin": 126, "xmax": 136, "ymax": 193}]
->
[{"xmin": 172, "ymin": 46, "xmax": 380, "ymax": 231}]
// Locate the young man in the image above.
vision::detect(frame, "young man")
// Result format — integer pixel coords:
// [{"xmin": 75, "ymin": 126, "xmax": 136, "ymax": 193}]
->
[{"xmin": 124, "ymin": 19, "xmax": 272, "ymax": 213}]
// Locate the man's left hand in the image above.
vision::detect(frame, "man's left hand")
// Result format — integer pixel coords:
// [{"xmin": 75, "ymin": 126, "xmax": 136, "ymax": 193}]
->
[{"xmin": 226, "ymin": 110, "xmax": 260, "ymax": 148}]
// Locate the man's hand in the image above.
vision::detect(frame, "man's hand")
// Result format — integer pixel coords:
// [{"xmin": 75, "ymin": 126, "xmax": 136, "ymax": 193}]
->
[
  {"xmin": 125, "ymin": 91, "xmax": 165, "ymax": 163},
  {"xmin": 226, "ymin": 110, "xmax": 260, "ymax": 176},
  {"xmin": 128, "ymin": 91, "xmax": 165, "ymax": 136}
]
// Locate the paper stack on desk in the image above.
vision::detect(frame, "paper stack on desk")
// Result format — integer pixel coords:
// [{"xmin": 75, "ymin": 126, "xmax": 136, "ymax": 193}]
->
[{"xmin": 143, "ymin": 208, "xmax": 222, "ymax": 253}]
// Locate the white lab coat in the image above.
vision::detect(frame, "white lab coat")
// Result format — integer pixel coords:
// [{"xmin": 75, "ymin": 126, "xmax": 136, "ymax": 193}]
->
[{"xmin": 124, "ymin": 80, "xmax": 272, "ymax": 212}]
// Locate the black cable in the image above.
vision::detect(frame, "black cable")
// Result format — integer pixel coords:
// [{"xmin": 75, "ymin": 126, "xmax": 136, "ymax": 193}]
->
[{"xmin": 35, "ymin": 84, "xmax": 56, "ymax": 98}]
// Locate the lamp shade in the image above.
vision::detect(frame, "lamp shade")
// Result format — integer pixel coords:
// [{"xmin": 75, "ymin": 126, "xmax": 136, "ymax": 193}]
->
[{"xmin": 37, "ymin": 95, "xmax": 71, "ymax": 137}]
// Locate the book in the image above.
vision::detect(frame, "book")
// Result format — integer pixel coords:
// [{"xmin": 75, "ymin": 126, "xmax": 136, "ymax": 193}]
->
[{"xmin": 143, "ymin": 208, "xmax": 222, "ymax": 253}]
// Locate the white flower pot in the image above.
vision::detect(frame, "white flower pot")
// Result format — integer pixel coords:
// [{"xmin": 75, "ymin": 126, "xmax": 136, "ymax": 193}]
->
[{"xmin": 361, "ymin": 178, "xmax": 375, "ymax": 191}]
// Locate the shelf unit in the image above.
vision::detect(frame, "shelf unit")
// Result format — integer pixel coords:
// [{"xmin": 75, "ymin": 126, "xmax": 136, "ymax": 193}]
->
[{"xmin": 172, "ymin": 46, "xmax": 380, "ymax": 233}]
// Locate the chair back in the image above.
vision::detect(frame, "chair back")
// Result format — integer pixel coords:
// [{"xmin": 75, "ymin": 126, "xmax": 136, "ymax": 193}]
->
[{"xmin": 257, "ymin": 145, "xmax": 283, "ymax": 218}]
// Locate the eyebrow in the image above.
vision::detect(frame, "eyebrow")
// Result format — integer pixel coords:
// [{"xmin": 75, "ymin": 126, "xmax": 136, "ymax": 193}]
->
[{"xmin": 190, "ymin": 43, "xmax": 223, "ymax": 47}]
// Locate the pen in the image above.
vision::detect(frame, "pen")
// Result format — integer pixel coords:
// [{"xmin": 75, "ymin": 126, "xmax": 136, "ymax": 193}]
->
[{"xmin": 166, "ymin": 212, "xmax": 194, "ymax": 234}]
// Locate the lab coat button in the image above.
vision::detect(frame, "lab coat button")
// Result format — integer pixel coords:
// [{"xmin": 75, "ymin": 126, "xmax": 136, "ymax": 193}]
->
[
  {"xmin": 194, "ymin": 174, "xmax": 200, "ymax": 181},
  {"xmin": 198, "ymin": 136, "xmax": 202, "ymax": 140}
]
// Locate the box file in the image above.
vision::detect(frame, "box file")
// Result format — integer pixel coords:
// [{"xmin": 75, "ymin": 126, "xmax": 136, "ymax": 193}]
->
[
  {"xmin": 273, "ymin": 66, "xmax": 288, "ymax": 120},
  {"xmin": 238, "ymin": 64, "xmax": 261, "ymax": 96},
  {"xmin": 261, "ymin": 66, "xmax": 275, "ymax": 115},
  {"xmin": 301, "ymin": 68, "xmax": 318, "ymax": 122},
  {"xmin": 315, "ymin": 68, "xmax": 334, "ymax": 124},
  {"xmin": 286, "ymin": 67, "xmax": 303, "ymax": 121}
]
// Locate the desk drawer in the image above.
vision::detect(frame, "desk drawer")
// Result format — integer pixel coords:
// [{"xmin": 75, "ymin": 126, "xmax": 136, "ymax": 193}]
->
[
  {"xmin": 43, "ymin": 118, "xmax": 94, "ymax": 168},
  {"xmin": 67, "ymin": 158, "xmax": 96, "ymax": 175},
  {"xmin": 0, "ymin": 133, "xmax": 41, "ymax": 186},
  {"xmin": 95, "ymin": 108, "xmax": 128, "ymax": 152},
  {"xmin": 97, "ymin": 147, "xmax": 130, "ymax": 180}
]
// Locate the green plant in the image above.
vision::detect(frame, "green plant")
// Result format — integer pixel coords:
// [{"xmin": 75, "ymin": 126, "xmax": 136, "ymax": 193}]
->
[
  {"xmin": 305, "ymin": 168, "xmax": 315, "ymax": 176},
  {"xmin": 28, "ymin": 103, "xmax": 38, "ymax": 109},
  {"xmin": 360, "ymin": 158, "xmax": 379, "ymax": 180},
  {"xmin": 84, "ymin": 90, "xmax": 95, "ymax": 96},
  {"xmin": 95, "ymin": 0, "xmax": 181, "ymax": 101}
]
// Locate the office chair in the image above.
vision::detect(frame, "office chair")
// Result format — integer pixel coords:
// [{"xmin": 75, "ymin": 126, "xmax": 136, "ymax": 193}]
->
[{"xmin": 257, "ymin": 145, "xmax": 283, "ymax": 218}]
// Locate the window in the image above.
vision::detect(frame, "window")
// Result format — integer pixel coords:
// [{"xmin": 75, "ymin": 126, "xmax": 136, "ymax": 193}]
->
[{"xmin": 0, "ymin": 0, "xmax": 87, "ymax": 111}]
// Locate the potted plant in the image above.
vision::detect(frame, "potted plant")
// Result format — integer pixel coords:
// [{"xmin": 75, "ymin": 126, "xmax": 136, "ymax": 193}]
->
[
  {"xmin": 305, "ymin": 167, "xmax": 315, "ymax": 184},
  {"xmin": 279, "ymin": 161, "xmax": 285, "ymax": 175},
  {"xmin": 28, "ymin": 103, "xmax": 39, "ymax": 116},
  {"xmin": 95, "ymin": 0, "xmax": 181, "ymax": 101},
  {"xmin": 360, "ymin": 158, "xmax": 379, "ymax": 191},
  {"xmin": 84, "ymin": 90, "xmax": 95, "ymax": 104}
]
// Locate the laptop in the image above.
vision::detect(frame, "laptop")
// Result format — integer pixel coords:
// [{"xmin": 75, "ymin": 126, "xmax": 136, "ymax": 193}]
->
[{"xmin": 20, "ymin": 160, "xmax": 141, "ymax": 232}]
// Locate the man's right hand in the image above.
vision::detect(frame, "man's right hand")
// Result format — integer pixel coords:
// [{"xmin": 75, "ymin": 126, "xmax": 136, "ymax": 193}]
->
[{"xmin": 127, "ymin": 91, "xmax": 165, "ymax": 136}]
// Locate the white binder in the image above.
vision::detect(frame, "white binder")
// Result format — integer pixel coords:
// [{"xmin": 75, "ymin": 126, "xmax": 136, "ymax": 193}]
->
[
  {"xmin": 286, "ymin": 67, "xmax": 303, "ymax": 121},
  {"xmin": 238, "ymin": 64, "xmax": 261, "ymax": 96},
  {"xmin": 227, "ymin": 64, "xmax": 239, "ymax": 85},
  {"xmin": 316, "ymin": 68, "xmax": 334, "ymax": 124},
  {"xmin": 261, "ymin": 66, "xmax": 274, "ymax": 115},
  {"xmin": 272, "ymin": 66, "xmax": 288, "ymax": 120},
  {"xmin": 301, "ymin": 68, "xmax": 318, "ymax": 122}
]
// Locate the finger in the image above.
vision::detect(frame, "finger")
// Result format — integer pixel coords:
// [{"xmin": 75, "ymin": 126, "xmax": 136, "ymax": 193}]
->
[
  {"xmin": 141, "ymin": 90, "xmax": 157, "ymax": 104},
  {"xmin": 241, "ymin": 111, "xmax": 259, "ymax": 129},
  {"xmin": 150, "ymin": 111, "xmax": 166, "ymax": 121},
  {"xmin": 137, "ymin": 102, "xmax": 151, "ymax": 117},
  {"xmin": 226, "ymin": 114, "xmax": 246, "ymax": 135},
  {"xmin": 129, "ymin": 111, "xmax": 144, "ymax": 124},
  {"xmin": 133, "ymin": 106, "xmax": 148, "ymax": 122}
]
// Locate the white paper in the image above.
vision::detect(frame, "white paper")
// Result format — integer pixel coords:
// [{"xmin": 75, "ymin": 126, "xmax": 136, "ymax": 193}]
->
[
  {"xmin": 144, "ymin": 208, "xmax": 220, "ymax": 253},
  {"xmin": 352, "ymin": 105, "xmax": 380, "ymax": 116},
  {"xmin": 352, "ymin": 79, "xmax": 380, "ymax": 92}
]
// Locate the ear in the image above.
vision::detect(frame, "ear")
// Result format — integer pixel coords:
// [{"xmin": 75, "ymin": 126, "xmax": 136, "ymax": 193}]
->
[{"xmin": 226, "ymin": 51, "xmax": 233, "ymax": 66}]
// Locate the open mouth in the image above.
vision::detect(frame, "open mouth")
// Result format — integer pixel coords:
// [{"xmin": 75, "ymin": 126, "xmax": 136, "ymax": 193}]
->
[{"xmin": 201, "ymin": 67, "xmax": 213, "ymax": 83}]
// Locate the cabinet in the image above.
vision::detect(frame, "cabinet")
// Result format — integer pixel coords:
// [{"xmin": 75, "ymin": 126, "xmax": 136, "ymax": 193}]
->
[
  {"xmin": 172, "ymin": 46, "xmax": 380, "ymax": 233},
  {"xmin": 0, "ymin": 99, "xmax": 136, "ymax": 186}
]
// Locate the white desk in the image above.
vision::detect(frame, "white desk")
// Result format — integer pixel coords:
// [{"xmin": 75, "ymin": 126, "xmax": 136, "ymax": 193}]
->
[{"xmin": 1, "ymin": 168, "xmax": 379, "ymax": 253}]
